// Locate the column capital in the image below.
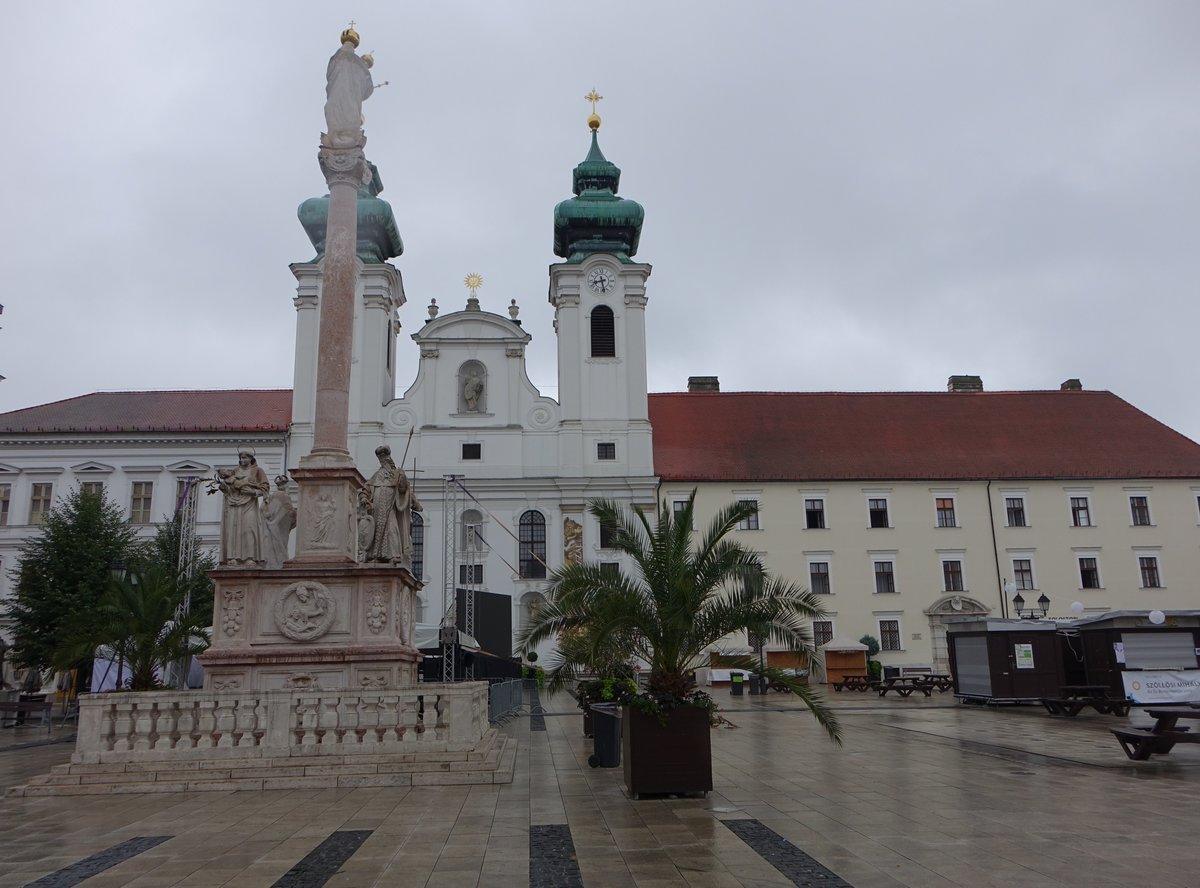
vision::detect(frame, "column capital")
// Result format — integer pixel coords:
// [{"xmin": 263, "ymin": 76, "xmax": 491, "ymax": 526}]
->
[{"xmin": 318, "ymin": 145, "xmax": 372, "ymax": 190}]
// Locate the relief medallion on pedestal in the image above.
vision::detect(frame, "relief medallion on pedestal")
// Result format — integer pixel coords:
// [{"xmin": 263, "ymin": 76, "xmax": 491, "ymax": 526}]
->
[{"xmin": 274, "ymin": 580, "xmax": 337, "ymax": 641}]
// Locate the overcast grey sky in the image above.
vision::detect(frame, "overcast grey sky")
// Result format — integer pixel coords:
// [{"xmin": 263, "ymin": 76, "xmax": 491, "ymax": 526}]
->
[{"xmin": 2, "ymin": 3, "xmax": 1198, "ymax": 442}]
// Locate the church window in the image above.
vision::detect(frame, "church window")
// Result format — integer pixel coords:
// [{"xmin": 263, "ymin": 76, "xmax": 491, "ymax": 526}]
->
[
  {"xmin": 596, "ymin": 442, "xmax": 616, "ymax": 461},
  {"xmin": 519, "ymin": 511, "xmax": 547, "ymax": 579},
  {"xmin": 599, "ymin": 518, "xmax": 619, "ymax": 549},
  {"xmin": 459, "ymin": 564, "xmax": 483, "ymax": 585},
  {"xmin": 0, "ymin": 484, "xmax": 9, "ymax": 526},
  {"xmin": 130, "ymin": 482, "xmax": 154, "ymax": 524},
  {"xmin": 411, "ymin": 512, "xmax": 424, "ymax": 579},
  {"xmin": 462, "ymin": 443, "xmax": 482, "ymax": 461},
  {"xmin": 590, "ymin": 306, "xmax": 616, "ymax": 357},
  {"xmin": 80, "ymin": 481, "xmax": 105, "ymax": 498}
]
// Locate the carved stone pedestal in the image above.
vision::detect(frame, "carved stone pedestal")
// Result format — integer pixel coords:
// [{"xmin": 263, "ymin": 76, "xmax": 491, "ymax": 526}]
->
[
  {"xmin": 288, "ymin": 462, "xmax": 363, "ymax": 566},
  {"xmin": 198, "ymin": 563, "xmax": 421, "ymax": 692}
]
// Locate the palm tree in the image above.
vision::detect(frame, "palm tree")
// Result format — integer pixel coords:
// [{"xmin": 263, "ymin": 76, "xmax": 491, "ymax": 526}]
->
[
  {"xmin": 519, "ymin": 493, "xmax": 841, "ymax": 742},
  {"xmin": 54, "ymin": 564, "xmax": 210, "ymax": 691}
]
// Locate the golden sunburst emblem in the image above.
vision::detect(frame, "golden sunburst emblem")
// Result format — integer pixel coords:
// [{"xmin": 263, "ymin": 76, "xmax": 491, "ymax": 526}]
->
[{"xmin": 464, "ymin": 273, "xmax": 483, "ymax": 297}]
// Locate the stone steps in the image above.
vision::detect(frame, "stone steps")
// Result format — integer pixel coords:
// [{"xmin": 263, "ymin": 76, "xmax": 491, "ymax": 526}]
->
[{"xmin": 9, "ymin": 734, "xmax": 514, "ymax": 796}]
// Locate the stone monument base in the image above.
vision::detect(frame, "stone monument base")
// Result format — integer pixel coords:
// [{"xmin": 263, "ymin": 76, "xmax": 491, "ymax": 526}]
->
[
  {"xmin": 10, "ymin": 683, "xmax": 515, "ymax": 796},
  {"xmin": 200, "ymin": 564, "xmax": 421, "ymax": 692}
]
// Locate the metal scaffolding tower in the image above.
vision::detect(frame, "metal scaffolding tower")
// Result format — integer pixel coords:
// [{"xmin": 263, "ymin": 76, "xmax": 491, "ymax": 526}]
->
[
  {"xmin": 440, "ymin": 474, "xmax": 461, "ymax": 682},
  {"xmin": 170, "ymin": 476, "xmax": 201, "ymax": 689},
  {"xmin": 462, "ymin": 520, "xmax": 479, "ymax": 680}
]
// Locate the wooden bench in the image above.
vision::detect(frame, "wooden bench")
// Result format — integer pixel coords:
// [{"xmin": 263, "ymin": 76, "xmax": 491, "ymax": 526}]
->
[{"xmin": 0, "ymin": 700, "xmax": 53, "ymax": 731}]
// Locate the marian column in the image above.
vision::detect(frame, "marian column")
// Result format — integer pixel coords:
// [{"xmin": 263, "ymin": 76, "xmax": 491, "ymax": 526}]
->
[{"xmin": 289, "ymin": 25, "xmax": 377, "ymax": 565}]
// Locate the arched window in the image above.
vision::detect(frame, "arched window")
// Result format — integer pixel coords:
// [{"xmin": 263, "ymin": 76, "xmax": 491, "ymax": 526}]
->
[
  {"xmin": 590, "ymin": 305, "xmax": 615, "ymax": 357},
  {"xmin": 411, "ymin": 512, "xmax": 424, "ymax": 579},
  {"xmin": 519, "ymin": 510, "xmax": 547, "ymax": 579}
]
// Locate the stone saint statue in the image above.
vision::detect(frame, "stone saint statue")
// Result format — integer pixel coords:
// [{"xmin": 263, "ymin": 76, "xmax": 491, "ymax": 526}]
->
[
  {"xmin": 323, "ymin": 36, "xmax": 374, "ymax": 148},
  {"xmin": 217, "ymin": 451, "xmax": 270, "ymax": 566},
  {"xmin": 463, "ymin": 371, "xmax": 484, "ymax": 413},
  {"xmin": 263, "ymin": 475, "xmax": 297, "ymax": 569},
  {"xmin": 364, "ymin": 445, "xmax": 422, "ymax": 567}
]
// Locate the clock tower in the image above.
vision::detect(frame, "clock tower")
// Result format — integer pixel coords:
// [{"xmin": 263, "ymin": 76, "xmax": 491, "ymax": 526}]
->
[{"xmin": 549, "ymin": 103, "xmax": 652, "ymax": 479}]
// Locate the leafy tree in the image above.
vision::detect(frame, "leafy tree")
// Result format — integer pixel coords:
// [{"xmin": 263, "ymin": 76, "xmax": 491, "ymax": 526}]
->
[
  {"xmin": 5, "ymin": 488, "xmax": 139, "ymax": 672},
  {"xmin": 53, "ymin": 564, "xmax": 210, "ymax": 691},
  {"xmin": 136, "ymin": 515, "xmax": 216, "ymax": 630},
  {"xmin": 859, "ymin": 634, "xmax": 882, "ymax": 679},
  {"xmin": 519, "ymin": 492, "xmax": 842, "ymax": 742}
]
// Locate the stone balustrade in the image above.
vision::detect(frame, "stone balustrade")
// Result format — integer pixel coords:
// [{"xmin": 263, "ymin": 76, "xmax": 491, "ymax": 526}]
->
[{"xmin": 73, "ymin": 683, "xmax": 490, "ymax": 764}]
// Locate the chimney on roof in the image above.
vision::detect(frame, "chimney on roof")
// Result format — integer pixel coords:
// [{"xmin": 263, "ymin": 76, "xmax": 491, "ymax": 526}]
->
[
  {"xmin": 1060, "ymin": 378, "xmax": 1083, "ymax": 391},
  {"xmin": 947, "ymin": 375, "xmax": 983, "ymax": 393},
  {"xmin": 688, "ymin": 376, "xmax": 720, "ymax": 393}
]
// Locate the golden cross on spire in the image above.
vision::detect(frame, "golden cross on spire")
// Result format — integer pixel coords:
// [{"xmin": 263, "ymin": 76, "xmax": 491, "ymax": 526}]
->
[
  {"xmin": 348, "ymin": 19, "xmax": 356, "ymax": 30},
  {"xmin": 585, "ymin": 89, "xmax": 603, "ymax": 114},
  {"xmin": 464, "ymin": 273, "xmax": 483, "ymax": 297}
]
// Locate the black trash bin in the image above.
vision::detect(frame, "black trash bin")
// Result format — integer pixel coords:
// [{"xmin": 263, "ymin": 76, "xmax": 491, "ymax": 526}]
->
[
  {"xmin": 588, "ymin": 703, "xmax": 621, "ymax": 768},
  {"xmin": 730, "ymin": 672, "xmax": 744, "ymax": 696}
]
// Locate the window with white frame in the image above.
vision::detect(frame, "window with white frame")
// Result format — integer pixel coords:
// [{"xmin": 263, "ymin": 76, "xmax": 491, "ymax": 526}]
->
[
  {"xmin": 868, "ymin": 497, "xmax": 889, "ymax": 528},
  {"xmin": 0, "ymin": 483, "xmax": 9, "ymax": 527},
  {"xmin": 736, "ymin": 499, "xmax": 760, "ymax": 531},
  {"xmin": 458, "ymin": 563, "xmax": 483, "ymax": 585},
  {"xmin": 29, "ymin": 483, "xmax": 53, "ymax": 525},
  {"xmin": 518, "ymin": 510, "xmax": 547, "ymax": 579},
  {"xmin": 411, "ymin": 513, "xmax": 424, "ymax": 579},
  {"xmin": 1070, "ymin": 495, "xmax": 1092, "ymax": 527},
  {"xmin": 879, "ymin": 618, "xmax": 902, "ymax": 651},
  {"xmin": 461, "ymin": 509, "xmax": 484, "ymax": 549},
  {"xmin": 1139, "ymin": 555, "xmax": 1161, "ymax": 589},
  {"xmin": 874, "ymin": 560, "xmax": 896, "ymax": 594},
  {"xmin": 805, "ymin": 498, "xmax": 826, "ymax": 529},
  {"xmin": 1005, "ymin": 496, "xmax": 1027, "ymax": 527},
  {"xmin": 1012, "ymin": 558, "xmax": 1035, "ymax": 590},
  {"xmin": 809, "ymin": 561, "xmax": 831, "ymax": 595},
  {"xmin": 813, "ymin": 620, "xmax": 834, "ymax": 647},
  {"xmin": 599, "ymin": 517, "xmax": 619, "ymax": 549},
  {"xmin": 1078, "ymin": 556, "xmax": 1101, "ymax": 589},
  {"xmin": 80, "ymin": 481, "xmax": 105, "ymax": 498},
  {"xmin": 942, "ymin": 559, "xmax": 964, "ymax": 592},
  {"xmin": 129, "ymin": 481, "xmax": 154, "ymax": 524},
  {"xmin": 935, "ymin": 496, "xmax": 957, "ymax": 528},
  {"xmin": 1129, "ymin": 496, "xmax": 1152, "ymax": 527}
]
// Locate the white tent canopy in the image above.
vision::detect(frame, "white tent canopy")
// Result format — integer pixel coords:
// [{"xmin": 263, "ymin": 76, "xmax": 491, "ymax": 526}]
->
[{"xmin": 819, "ymin": 636, "xmax": 869, "ymax": 652}]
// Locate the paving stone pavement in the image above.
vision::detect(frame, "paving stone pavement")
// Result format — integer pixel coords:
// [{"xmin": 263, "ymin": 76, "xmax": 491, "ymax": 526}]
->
[{"xmin": 1, "ymin": 690, "xmax": 1198, "ymax": 887}]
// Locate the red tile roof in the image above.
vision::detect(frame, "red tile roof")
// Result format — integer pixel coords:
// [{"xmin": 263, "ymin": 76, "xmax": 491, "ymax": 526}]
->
[
  {"xmin": 648, "ymin": 390, "xmax": 1200, "ymax": 481},
  {"xmin": 0, "ymin": 390, "xmax": 292, "ymax": 434}
]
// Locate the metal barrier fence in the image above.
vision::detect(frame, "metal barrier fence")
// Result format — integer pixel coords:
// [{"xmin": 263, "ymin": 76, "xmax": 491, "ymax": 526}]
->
[{"xmin": 487, "ymin": 679, "xmax": 523, "ymax": 723}]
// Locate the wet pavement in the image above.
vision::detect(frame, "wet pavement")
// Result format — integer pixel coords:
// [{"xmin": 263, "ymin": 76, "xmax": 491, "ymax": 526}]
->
[{"xmin": 1, "ymin": 689, "xmax": 1196, "ymax": 887}]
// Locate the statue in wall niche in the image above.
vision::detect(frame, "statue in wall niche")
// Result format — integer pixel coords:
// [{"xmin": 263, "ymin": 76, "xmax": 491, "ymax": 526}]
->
[
  {"xmin": 322, "ymin": 27, "xmax": 374, "ymax": 148},
  {"xmin": 564, "ymin": 517, "xmax": 584, "ymax": 566},
  {"xmin": 215, "ymin": 450, "xmax": 270, "ymax": 566},
  {"xmin": 356, "ymin": 487, "xmax": 375, "ymax": 561},
  {"xmin": 364, "ymin": 445, "xmax": 423, "ymax": 566},
  {"xmin": 263, "ymin": 475, "xmax": 297, "ymax": 569},
  {"xmin": 463, "ymin": 370, "xmax": 484, "ymax": 413}
]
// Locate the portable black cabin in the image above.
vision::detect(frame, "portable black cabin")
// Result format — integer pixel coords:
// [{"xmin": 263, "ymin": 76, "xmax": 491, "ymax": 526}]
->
[
  {"xmin": 1070, "ymin": 611, "xmax": 1200, "ymax": 704},
  {"xmin": 946, "ymin": 618, "xmax": 1065, "ymax": 703}
]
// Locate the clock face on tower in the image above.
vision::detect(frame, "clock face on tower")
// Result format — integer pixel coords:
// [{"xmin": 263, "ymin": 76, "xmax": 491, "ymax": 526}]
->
[{"xmin": 587, "ymin": 267, "xmax": 615, "ymax": 294}]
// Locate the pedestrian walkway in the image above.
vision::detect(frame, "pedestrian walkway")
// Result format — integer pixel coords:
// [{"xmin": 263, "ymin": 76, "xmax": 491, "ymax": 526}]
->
[{"xmin": 1, "ymin": 688, "xmax": 1197, "ymax": 887}]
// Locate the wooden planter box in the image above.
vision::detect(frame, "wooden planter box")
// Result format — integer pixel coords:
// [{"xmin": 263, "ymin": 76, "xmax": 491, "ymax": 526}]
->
[{"xmin": 622, "ymin": 703, "xmax": 712, "ymax": 798}]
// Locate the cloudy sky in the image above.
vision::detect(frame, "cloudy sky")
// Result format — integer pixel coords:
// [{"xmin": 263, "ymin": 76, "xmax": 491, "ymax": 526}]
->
[{"xmin": 2, "ymin": 3, "xmax": 1198, "ymax": 441}]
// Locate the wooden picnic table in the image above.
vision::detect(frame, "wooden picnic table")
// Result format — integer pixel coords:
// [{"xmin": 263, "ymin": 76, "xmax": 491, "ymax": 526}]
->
[
  {"xmin": 877, "ymin": 676, "xmax": 933, "ymax": 698},
  {"xmin": 924, "ymin": 674, "xmax": 954, "ymax": 692},
  {"xmin": 0, "ymin": 700, "xmax": 53, "ymax": 732},
  {"xmin": 1111, "ymin": 706, "xmax": 1200, "ymax": 760},
  {"xmin": 1042, "ymin": 685, "xmax": 1130, "ymax": 717},
  {"xmin": 831, "ymin": 674, "xmax": 876, "ymax": 693}
]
